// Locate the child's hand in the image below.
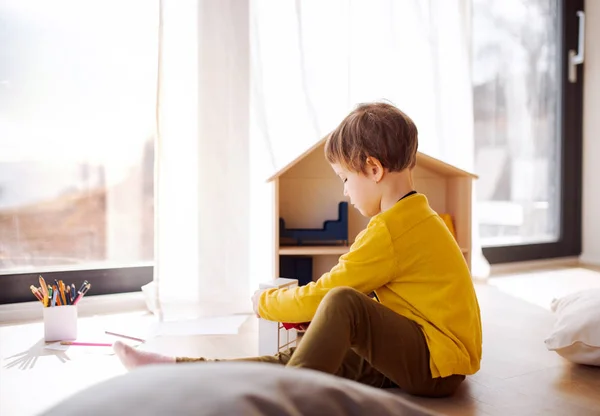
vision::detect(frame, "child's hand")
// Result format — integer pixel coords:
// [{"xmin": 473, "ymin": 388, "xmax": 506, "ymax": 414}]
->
[{"xmin": 252, "ymin": 289, "xmax": 265, "ymax": 318}]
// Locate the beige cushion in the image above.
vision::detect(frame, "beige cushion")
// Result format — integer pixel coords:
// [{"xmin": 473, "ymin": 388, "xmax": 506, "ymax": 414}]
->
[
  {"xmin": 544, "ymin": 289, "xmax": 600, "ymax": 366},
  {"xmin": 40, "ymin": 362, "xmax": 441, "ymax": 416}
]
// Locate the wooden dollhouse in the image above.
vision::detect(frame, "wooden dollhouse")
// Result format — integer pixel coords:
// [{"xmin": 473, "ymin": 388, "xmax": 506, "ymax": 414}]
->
[
  {"xmin": 258, "ymin": 137, "xmax": 477, "ymax": 355},
  {"xmin": 267, "ymin": 138, "xmax": 477, "ymax": 283}
]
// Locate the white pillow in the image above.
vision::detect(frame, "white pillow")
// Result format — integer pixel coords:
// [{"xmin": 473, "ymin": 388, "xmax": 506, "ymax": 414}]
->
[
  {"xmin": 40, "ymin": 362, "xmax": 440, "ymax": 416},
  {"xmin": 544, "ymin": 288, "xmax": 600, "ymax": 366}
]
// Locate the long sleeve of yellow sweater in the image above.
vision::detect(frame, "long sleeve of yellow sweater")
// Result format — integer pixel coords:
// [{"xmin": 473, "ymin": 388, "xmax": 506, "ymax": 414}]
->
[
  {"xmin": 259, "ymin": 219, "xmax": 395, "ymax": 324},
  {"xmin": 258, "ymin": 194, "xmax": 482, "ymax": 378}
]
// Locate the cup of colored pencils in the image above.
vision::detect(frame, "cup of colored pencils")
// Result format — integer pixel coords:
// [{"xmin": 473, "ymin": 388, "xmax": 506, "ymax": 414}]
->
[{"xmin": 31, "ymin": 276, "xmax": 92, "ymax": 342}]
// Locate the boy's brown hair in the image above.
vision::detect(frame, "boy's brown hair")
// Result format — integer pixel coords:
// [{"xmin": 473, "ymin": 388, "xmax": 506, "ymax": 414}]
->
[{"xmin": 324, "ymin": 102, "xmax": 418, "ymax": 173}]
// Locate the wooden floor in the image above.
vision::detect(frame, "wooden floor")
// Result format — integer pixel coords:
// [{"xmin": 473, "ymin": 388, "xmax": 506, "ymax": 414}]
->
[
  {"xmin": 398, "ymin": 274, "xmax": 600, "ymax": 416},
  {"xmin": 2, "ymin": 266, "xmax": 600, "ymax": 415}
]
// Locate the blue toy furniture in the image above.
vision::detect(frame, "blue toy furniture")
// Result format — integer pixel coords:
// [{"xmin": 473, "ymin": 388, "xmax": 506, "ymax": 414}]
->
[
  {"xmin": 279, "ymin": 201, "xmax": 348, "ymax": 246},
  {"xmin": 279, "ymin": 256, "xmax": 313, "ymax": 286}
]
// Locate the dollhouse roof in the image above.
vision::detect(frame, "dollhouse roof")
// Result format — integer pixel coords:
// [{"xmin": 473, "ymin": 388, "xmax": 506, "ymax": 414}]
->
[{"xmin": 267, "ymin": 137, "xmax": 478, "ymax": 182}]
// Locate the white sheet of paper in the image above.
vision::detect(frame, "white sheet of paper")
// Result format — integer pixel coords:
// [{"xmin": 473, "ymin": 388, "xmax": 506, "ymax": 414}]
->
[
  {"xmin": 101, "ymin": 313, "xmax": 157, "ymax": 342},
  {"xmin": 151, "ymin": 315, "xmax": 248, "ymax": 336}
]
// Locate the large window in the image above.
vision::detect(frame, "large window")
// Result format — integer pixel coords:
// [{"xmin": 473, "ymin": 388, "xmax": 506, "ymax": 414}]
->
[
  {"xmin": 0, "ymin": 1, "xmax": 585, "ymax": 304},
  {"xmin": 0, "ymin": 1, "xmax": 158, "ymax": 303},
  {"xmin": 473, "ymin": 0, "xmax": 584, "ymax": 263}
]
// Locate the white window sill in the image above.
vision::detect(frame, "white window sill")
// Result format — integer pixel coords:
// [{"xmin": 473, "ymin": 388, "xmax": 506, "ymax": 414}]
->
[{"xmin": 0, "ymin": 292, "xmax": 148, "ymax": 325}]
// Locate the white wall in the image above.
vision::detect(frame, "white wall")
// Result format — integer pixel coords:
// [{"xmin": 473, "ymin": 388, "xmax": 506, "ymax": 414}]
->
[{"xmin": 580, "ymin": 1, "xmax": 600, "ymax": 265}]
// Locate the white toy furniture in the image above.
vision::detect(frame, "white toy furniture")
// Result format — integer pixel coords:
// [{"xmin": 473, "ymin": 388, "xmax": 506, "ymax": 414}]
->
[{"xmin": 258, "ymin": 278, "xmax": 298, "ymax": 356}]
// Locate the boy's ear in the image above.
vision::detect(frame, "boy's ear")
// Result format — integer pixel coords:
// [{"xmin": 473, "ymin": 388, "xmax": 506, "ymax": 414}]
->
[{"xmin": 365, "ymin": 157, "xmax": 384, "ymax": 183}]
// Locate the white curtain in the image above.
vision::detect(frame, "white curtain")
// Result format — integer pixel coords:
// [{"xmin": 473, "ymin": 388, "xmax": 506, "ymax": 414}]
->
[
  {"xmin": 154, "ymin": 0, "xmax": 489, "ymax": 320},
  {"xmin": 249, "ymin": 0, "xmax": 490, "ymax": 287},
  {"xmin": 154, "ymin": 0, "xmax": 251, "ymax": 320}
]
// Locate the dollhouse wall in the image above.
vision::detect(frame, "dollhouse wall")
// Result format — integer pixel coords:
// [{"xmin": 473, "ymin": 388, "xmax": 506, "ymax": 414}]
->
[{"xmin": 278, "ymin": 143, "xmax": 369, "ymax": 244}]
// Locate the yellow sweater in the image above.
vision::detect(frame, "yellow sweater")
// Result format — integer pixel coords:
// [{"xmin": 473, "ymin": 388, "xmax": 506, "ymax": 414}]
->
[{"xmin": 258, "ymin": 193, "xmax": 482, "ymax": 378}]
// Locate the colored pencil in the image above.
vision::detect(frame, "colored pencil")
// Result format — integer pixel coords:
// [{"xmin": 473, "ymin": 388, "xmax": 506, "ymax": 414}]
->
[
  {"xmin": 60, "ymin": 341, "xmax": 113, "ymax": 347},
  {"xmin": 104, "ymin": 331, "xmax": 145, "ymax": 343}
]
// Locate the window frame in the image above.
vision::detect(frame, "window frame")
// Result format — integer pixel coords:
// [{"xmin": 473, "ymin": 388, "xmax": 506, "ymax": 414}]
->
[
  {"xmin": 481, "ymin": 0, "xmax": 584, "ymax": 264},
  {"xmin": 0, "ymin": 266, "xmax": 152, "ymax": 305}
]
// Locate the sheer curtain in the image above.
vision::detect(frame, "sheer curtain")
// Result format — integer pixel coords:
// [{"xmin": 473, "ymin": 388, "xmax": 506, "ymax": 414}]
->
[
  {"xmin": 249, "ymin": 0, "xmax": 490, "ymax": 288},
  {"xmin": 154, "ymin": 0, "xmax": 489, "ymax": 320},
  {"xmin": 154, "ymin": 0, "xmax": 251, "ymax": 320}
]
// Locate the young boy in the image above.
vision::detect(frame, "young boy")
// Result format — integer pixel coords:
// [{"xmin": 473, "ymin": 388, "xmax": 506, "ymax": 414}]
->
[{"xmin": 114, "ymin": 102, "xmax": 482, "ymax": 398}]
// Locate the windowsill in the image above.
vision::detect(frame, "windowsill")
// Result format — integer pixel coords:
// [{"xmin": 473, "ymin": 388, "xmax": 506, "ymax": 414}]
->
[
  {"xmin": 489, "ymin": 256, "xmax": 580, "ymax": 276},
  {"xmin": 0, "ymin": 261, "xmax": 153, "ymax": 276},
  {"xmin": 0, "ymin": 292, "xmax": 148, "ymax": 325}
]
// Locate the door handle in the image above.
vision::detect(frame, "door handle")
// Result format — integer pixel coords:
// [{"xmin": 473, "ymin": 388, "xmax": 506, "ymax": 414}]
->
[{"xmin": 568, "ymin": 11, "xmax": 585, "ymax": 83}]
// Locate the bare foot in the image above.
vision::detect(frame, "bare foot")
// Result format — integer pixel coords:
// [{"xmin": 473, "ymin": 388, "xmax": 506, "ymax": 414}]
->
[{"xmin": 113, "ymin": 340, "xmax": 175, "ymax": 370}]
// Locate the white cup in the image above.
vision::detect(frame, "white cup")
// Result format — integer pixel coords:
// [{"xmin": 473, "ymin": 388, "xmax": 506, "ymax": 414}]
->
[{"xmin": 43, "ymin": 305, "xmax": 78, "ymax": 342}]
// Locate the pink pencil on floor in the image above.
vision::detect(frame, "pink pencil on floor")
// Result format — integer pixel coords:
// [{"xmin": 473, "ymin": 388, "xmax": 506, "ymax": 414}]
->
[{"xmin": 60, "ymin": 341, "xmax": 113, "ymax": 347}]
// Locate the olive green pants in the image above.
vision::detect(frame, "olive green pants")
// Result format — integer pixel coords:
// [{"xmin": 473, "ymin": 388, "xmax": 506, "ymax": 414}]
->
[{"xmin": 177, "ymin": 286, "xmax": 464, "ymax": 397}]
